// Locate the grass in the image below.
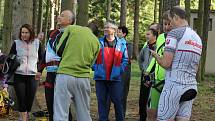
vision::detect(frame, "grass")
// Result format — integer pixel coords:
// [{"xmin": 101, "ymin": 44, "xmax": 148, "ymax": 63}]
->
[
  {"xmin": 205, "ymin": 74, "xmax": 215, "ymax": 81},
  {"xmin": 131, "ymin": 60, "xmax": 141, "ymax": 81},
  {"xmin": 191, "ymin": 80, "xmax": 215, "ymax": 121}
]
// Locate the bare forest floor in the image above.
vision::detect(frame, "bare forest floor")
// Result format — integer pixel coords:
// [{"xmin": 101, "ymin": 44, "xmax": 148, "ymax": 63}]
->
[
  {"xmin": 0, "ymin": 79, "xmax": 214, "ymax": 121},
  {"xmin": 0, "ymin": 61, "xmax": 215, "ymax": 121}
]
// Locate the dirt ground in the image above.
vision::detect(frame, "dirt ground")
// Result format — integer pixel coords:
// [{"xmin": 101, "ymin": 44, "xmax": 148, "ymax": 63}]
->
[{"xmin": 0, "ymin": 79, "xmax": 214, "ymax": 121}]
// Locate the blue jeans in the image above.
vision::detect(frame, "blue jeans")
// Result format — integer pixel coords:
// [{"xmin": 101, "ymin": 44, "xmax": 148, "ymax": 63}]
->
[{"xmin": 96, "ymin": 80, "xmax": 124, "ymax": 121}]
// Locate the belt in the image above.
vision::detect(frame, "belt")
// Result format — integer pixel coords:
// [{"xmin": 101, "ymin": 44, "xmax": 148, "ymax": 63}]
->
[{"xmin": 46, "ymin": 61, "xmax": 60, "ymax": 66}]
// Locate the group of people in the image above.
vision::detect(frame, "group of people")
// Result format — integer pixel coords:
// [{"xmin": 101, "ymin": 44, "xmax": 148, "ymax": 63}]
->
[
  {"xmin": 0, "ymin": 5, "xmax": 202, "ymax": 121},
  {"xmin": 138, "ymin": 6, "xmax": 202, "ymax": 121}
]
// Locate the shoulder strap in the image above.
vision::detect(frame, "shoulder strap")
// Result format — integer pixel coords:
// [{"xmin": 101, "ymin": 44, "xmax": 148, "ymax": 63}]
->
[
  {"xmin": 156, "ymin": 33, "xmax": 167, "ymax": 53},
  {"xmin": 156, "ymin": 42, "xmax": 165, "ymax": 53},
  {"xmin": 57, "ymin": 32, "xmax": 70, "ymax": 57}
]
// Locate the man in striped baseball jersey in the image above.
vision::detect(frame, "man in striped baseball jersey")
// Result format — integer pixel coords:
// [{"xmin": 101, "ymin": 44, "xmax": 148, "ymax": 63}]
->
[{"xmin": 150, "ymin": 6, "xmax": 202, "ymax": 121}]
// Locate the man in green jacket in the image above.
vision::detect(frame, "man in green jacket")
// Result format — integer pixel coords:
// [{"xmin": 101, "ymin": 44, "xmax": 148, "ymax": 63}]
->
[{"xmin": 53, "ymin": 25, "xmax": 100, "ymax": 121}]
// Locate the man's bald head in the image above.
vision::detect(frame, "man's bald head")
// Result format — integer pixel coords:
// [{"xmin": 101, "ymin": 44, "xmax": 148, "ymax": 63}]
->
[{"xmin": 57, "ymin": 10, "xmax": 75, "ymax": 28}]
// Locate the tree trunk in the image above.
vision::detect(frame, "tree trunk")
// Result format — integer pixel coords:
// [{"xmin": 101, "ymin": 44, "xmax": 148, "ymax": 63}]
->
[
  {"xmin": 185, "ymin": 0, "xmax": 190, "ymax": 24},
  {"xmin": 163, "ymin": 0, "xmax": 180, "ymax": 12},
  {"xmin": 159, "ymin": 0, "xmax": 163, "ymax": 25},
  {"xmin": 196, "ymin": 0, "xmax": 204, "ymax": 82},
  {"xmin": 120, "ymin": 0, "xmax": 127, "ymax": 26},
  {"xmin": 201, "ymin": 0, "xmax": 211, "ymax": 81},
  {"xmin": 37, "ymin": 0, "xmax": 43, "ymax": 34},
  {"xmin": 2, "ymin": 0, "xmax": 13, "ymax": 54},
  {"xmin": 50, "ymin": 0, "xmax": 55, "ymax": 30},
  {"xmin": 61, "ymin": 0, "xmax": 77, "ymax": 14},
  {"xmin": 0, "ymin": 0, "xmax": 2, "ymax": 24},
  {"xmin": 57, "ymin": 0, "xmax": 61, "ymax": 14},
  {"xmin": 61, "ymin": 0, "xmax": 77, "ymax": 24},
  {"xmin": 12, "ymin": 0, "xmax": 33, "ymax": 40},
  {"xmin": 132, "ymin": 0, "xmax": 140, "ymax": 60},
  {"xmin": 33, "ymin": 0, "xmax": 38, "ymax": 33},
  {"xmin": 154, "ymin": 0, "xmax": 158, "ymax": 23},
  {"xmin": 197, "ymin": 0, "xmax": 211, "ymax": 82},
  {"xmin": 76, "ymin": 0, "xmax": 89, "ymax": 26},
  {"xmin": 0, "ymin": 0, "xmax": 1, "ymax": 14},
  {"xmin": 197, "ymin": 0, "xmax": 204, "ymax": 38},
  {"xmin": 44, "ymin": 0, "xmax": 51, "ymax": 47},
  {"xmin": 106, "ymin": 0, "xmax": 111, "ymax": 21}
]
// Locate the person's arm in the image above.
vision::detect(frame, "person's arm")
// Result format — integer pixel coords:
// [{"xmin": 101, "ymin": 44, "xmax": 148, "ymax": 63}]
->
[
  {"xmin": 35, "ymin": 42, "xmax": 45, "ymax": 81},
  {"xmin": 37, "ymin": 51, "xmax": 46, "ymax": 73},
  {"xmin": 9, "ymin": 42, "xmax": 17, "ymax": 55},
  {"xmin": 38, "ymin": 42, "xmax": 44, "ymax": 62},
  {"xmin": 91, "ymin": 41, "xmax": 100, "ymax": 71},
  {"xmin": 150, "ymin": 50, "xmax": 174, "ymax": 69},
  {"xmin": 150, "ymin": 30, "xmax": 177, "ymax": 69},
  {"xmin": 121, "ymin": 42, "xmax": 129, "ymax": 72},
  {"xmin": 138, "ymin": 45, "xmax": 146, "ymax": 71}
]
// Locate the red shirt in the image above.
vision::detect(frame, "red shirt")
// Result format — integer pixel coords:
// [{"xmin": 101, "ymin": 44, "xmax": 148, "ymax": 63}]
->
[{"xmin": 104, "ymin": 38, "xmax": 116, "ymax": 80}]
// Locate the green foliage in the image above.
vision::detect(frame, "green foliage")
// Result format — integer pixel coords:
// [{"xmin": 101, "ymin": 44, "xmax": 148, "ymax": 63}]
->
[
  {"xmin": 89, "ymin": 0, "xmax": 120, "ymax": 37},
  {"xmin": 88, "ymin": 0, "xmax": 215, "ymax": 50},
  {"xmin": 211, "ymin": 0, "xmax": 215, "ymax": 10},
  {"xmin": 89, "ymin": 0, "xmax": 155, "ymax": 47}
]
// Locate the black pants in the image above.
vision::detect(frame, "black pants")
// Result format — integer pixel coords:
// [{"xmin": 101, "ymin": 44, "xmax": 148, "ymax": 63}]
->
[
  {"xmin": 45, "ymin": 72, "xmax": 72, "ymax": 121},
  {"xmin": 14, "ymin": 74, "xmax": 38, "ymax": 112},
  {"xmin": 121, "ymin": 63, "xmax": 131, "ymax": 117},
  {"xmin": 139, "ymin": 73, "xmax": 151, "ymax": 121}
]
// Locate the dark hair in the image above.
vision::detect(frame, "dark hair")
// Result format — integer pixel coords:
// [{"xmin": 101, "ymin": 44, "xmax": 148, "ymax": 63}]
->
[
  {"xmin": 170, "ymin": 6, "xmax": 186, "ymax": 19},
  {"xmin": 88, "ymin": 22, "xmax": 99, "ymax": 37},
  {"xmin": 19, "ymin": 24, "xmax": 35, "ymax": 42},
  {"xmin": 163, "ymin": 10, "xmax": 171, "ymax": 21},
  {"xmin": 149, "ymin": 28, "xmax": 158, "ymax": 39},
  {"xmin": 149, "ymin": 23, "xmax": 161, "ymax": 34},
  {"xmin": 118, "ymin": 26, "xmax": 129, "ymax": 37}
]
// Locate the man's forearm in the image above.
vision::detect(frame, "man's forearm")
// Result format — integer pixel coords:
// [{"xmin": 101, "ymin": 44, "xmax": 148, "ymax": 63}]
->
[{"xmin": 152, "ymin": 52, "xmax": 169, "ymax": 69}]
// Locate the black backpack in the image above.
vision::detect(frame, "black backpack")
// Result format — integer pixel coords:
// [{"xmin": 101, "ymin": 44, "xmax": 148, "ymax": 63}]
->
[{"xmin": 1, "ymin": 54, "xmax": 20, "ymax": 81}]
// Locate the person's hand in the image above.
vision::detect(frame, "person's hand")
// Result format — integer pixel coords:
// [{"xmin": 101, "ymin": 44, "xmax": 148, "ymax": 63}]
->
[
  {"xmin": 144, "ymin": 72, "xmax": 149, "ymax": 76},
  {"xmin": 149, "ymin": 49, "xmax": 157, "ymax": 57},
  {"xmin": 143, "ymin": 74, "xmax": 152, "ymax": 87},
  {"xmin": 35, "ymin": 72, "xmax": 42, "ymax": 81},
  {"xmin": 0, "ymin": 64, "xmax": 3, "ymax": 70},
  {"xmin": 144, "ymin": 81, "xmax": 151, "ymax": 87},
  {"xmin": 2, "ymin": 87, "xmax": 7, "ymax": 92}
]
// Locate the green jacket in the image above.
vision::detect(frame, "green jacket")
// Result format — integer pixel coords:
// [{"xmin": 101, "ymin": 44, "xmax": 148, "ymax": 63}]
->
[
  {"xmin": 56, "ymin": 25, "xmax": 100, "ymax": 78},
  {"xmin": 146, "ymin": 33, "xmax": 166, "ymax": 81}
]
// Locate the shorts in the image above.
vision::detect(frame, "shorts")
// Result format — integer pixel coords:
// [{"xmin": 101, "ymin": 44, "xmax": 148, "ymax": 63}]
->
[{"xmin": 157, "ymin": 82, "xmax": 197, "ymax": 121}]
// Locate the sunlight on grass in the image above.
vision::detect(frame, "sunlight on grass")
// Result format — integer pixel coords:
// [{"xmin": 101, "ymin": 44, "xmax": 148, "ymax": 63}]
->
[
  {"xmin": 205, "ymin": 74, "xmax": 215, "ymax": 81},
  {"xmin": 191, "ymin": 81, "xmax": 215, "ymax": 121},
  {"xmin": 131, "ymin": 60, "xmax": 141, "ymax": 81}
]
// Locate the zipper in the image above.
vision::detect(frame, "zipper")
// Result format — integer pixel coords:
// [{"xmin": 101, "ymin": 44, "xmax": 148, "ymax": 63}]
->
[{"xmin": 26, "ymin": 42, "xmax": 29, "ymax": 75}]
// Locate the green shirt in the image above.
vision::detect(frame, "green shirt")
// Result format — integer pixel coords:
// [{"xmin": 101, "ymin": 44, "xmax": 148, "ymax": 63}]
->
[
  {"xmin": 146, "ymin": 33, "xmax": 166, "ymax": 81},
  {"xmin": 56, "ymin": 25, "xmax": 100, "ymax": 77}
]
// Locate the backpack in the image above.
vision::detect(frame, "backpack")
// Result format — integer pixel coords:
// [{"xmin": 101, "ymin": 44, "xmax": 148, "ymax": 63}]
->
[{"xmin": 2, "ymin": 54, "xmax": 21, "ymax": 81}]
